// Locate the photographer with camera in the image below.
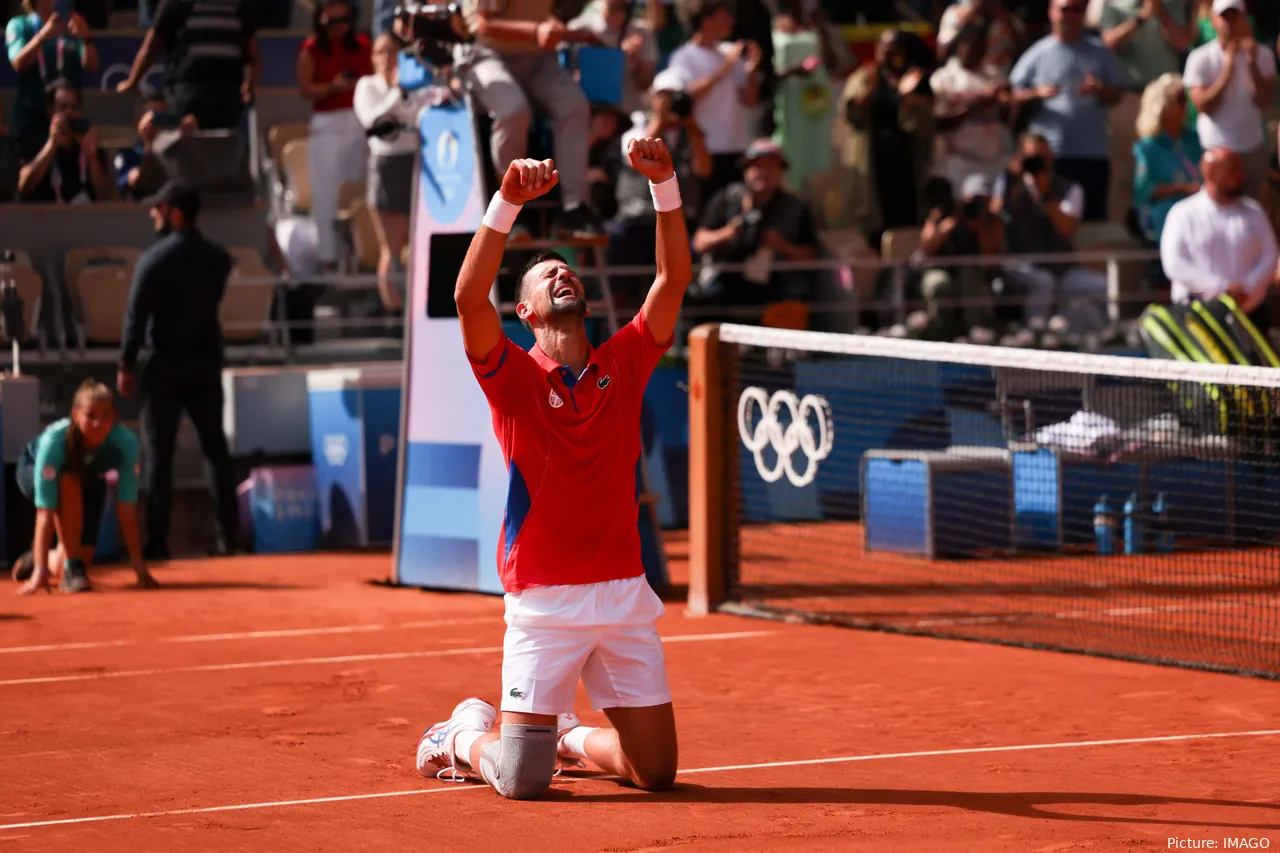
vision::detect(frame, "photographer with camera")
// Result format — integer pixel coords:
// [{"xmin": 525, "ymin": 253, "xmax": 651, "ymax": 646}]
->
[
  {"xmin": 5, "ymin": 0, "xmax": 100, "ymax": 161},
  {"xmin": 691, "ymin": 138, "xmax": 819, "ymax": 316},
  {"xmin": 919, "ymin": 174, "xmax": 1003, "ymax": 341},
  {"xmin": 355, "ymin": 32, "xmax": 435, "ymax": 311},
  {"xmin": 113, "ymin": 88, "xmax": 198, "ymax": 202},
  {"xmin": 607, "ymin": 71, "xmax": 711, "ymax": 305},
  {"xmin": 993, "ymin": 133, "xmax": 1109, "ymax": 333},
  {"xmin": 457, "ymin": 0, "xmax": 607, "ymax": 238},
  {"xmin": 17, "ymin": 82, "xmax": 112, "ymax": 203}
]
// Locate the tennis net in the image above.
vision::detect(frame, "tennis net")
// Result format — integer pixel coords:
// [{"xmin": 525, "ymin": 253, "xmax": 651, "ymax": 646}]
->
[{"xmin": 688, "ymin": 324, "xmax": 1280, "ymax": 679}]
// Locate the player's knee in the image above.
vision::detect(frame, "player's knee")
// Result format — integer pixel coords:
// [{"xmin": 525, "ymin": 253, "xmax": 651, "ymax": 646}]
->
[
  {"xmin": 630, "ymin": 762, "xmax": 677, "ymax": 792},
  {"xmin": 478, "ymin": 723, "xmax": 557, "ymax": 801}
]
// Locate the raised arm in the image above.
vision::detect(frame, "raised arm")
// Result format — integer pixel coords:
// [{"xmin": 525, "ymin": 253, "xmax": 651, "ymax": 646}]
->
[
  {"xmin": 456, "ymin": 159, "xmax": 560, "ymax": 361},
  {"xmin": 626, "ymin": 138, "xmax": 692, "ymax": 344}
]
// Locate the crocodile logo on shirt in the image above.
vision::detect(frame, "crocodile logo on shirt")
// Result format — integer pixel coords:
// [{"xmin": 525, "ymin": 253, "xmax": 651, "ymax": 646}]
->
[
  {"xmin": 509, "ymin": 688, "xmax": 526, "ymax": 699},
  {"xmin": 597, "ymin": 375, "xmax": 612, "ymax": 390}
]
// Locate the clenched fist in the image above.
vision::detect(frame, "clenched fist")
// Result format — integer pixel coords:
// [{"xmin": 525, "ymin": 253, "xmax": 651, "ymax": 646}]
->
[
  {"xmin": 626, "ymin": 137, "xmax": 675, "ymax": 184},
  {"xmin": 499, "ymin": 158, "xmax": 559, "ymax": 205}
]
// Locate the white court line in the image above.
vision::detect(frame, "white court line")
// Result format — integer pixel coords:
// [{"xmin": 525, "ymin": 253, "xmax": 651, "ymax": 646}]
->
[
  {"xmin": 1, "ymin": 728, "xmax": 1276, "ymax": 832},
  {"xmin": 0, "ymin": 617, "xmax": 497, "ymax": 655},
  {"xmin": 0, "ymin": 631, "xmax": 774, "ymax": 687}
]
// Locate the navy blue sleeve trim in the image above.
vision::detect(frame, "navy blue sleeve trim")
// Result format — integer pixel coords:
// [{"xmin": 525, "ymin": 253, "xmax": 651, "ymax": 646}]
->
[{"xmin": 478, "ymin": 342, "xmax": 508, "ymax": 379}]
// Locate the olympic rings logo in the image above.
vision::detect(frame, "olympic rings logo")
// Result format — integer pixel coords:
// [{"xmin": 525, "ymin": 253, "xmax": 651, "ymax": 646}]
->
[{"xmin": 737, "ymin": 387, "xmax": 834, "ymax": 488}]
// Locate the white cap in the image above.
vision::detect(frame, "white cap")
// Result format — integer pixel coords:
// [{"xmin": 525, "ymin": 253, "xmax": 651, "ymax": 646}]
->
[
  {"xmin": 1212, "ymin": 0, "xmax": 1245, "ymax": 14},
  {"xmin": 652, "ymin": 69, "xmax": 686, "ymax": 94}
]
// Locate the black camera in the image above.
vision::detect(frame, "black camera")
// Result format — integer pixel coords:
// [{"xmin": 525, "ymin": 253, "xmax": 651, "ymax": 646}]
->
[
  {"xmin": 395, "ymin": 2, "xmax": 472, "ymax": 69},
  {"xmin": 1021, "ymin": 154, "xmax": 1049, "ymax": 176},
  {"xmin": 668, "ymin": 90, "xmax": 693, "ymax": 120}
]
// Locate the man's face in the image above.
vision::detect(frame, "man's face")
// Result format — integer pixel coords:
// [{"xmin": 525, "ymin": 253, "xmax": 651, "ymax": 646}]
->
[
  {"xmin": 706, "ymin": 8, "xmax": 735, "ymax": 42},
  {"xmin": 604, "ymin": 0, "xmax": 628, "ymax": 30},
  {"xmin": 518, "ymin": 260, "xmax": 587, "ymax": 328},
  {"xmin": 1214, "ymin": 8, "xmax": 1245, "ymax": 41},
  {"xmin": 1051, "ymin": 0, "xmax": 1086, "ymax": 40},
  {"xmin": 150, "ymin": 202, "xmax": 176, "ymax": 235},
  {"xmin": 744, "ymin": 155, "xmax": 783, "ymax": 196},
  {"xmin": 1207, "ymin": 150, "xmax": 1246, "ymax": 199}
]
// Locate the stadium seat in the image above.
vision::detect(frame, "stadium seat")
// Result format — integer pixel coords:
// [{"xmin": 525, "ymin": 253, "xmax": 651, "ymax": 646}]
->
[
  {"xmin": 64, "ymin": 246, "xmax": 141, "ymax": 295},
  {"xmin": 761, "ymin": 300, "xmax": 809, "ymax": 330},
  {"xmin": 76, "ymin": 265, "xmax": 134, "ymax": 344},
  {"xmin": 228, "ymin": 245, "xmax": 268, "ymax": 271},
  {"xmin": 281, "ymin": 138, "xmax": 312, "ymax": 214},
  {"xmin": 4, "ymin": 248, "xmax": 34, "ymax": 267},
  {"xmin": 880, "ymin": 227, "xmax": 922, "ymax": 264},
  {"xmin": 221, "ymin": 262, "xmax": 277, "ymax": 342},
  {"xmin": 268, "ymin": 122, "xmax": 309, "ymax": 169}
]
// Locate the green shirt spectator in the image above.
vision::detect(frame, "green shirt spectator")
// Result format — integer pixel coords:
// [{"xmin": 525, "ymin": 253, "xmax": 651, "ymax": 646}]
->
[
  {"xmin": 4, "ymin": 1, "xmax": 98, "ymax": 159},
  {"xmin": 1100, "ymin": 0, "xmax": 1191, "ymax": 90}
]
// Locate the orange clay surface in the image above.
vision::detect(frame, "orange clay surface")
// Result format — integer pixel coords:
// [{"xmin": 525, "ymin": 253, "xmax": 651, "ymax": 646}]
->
[{"xmin": 0, "ymin": 534, "xmax": 1276, "ymax": 852}]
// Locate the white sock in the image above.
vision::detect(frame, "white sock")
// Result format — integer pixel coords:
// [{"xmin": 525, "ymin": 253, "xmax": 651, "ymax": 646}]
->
[
  {"xmin": 453, "ymin": 730, "xmax": 484, "ymax": 768},
  {"xmin": 559, "ymin": 726, "xmax": 598, "ymax": 761}
]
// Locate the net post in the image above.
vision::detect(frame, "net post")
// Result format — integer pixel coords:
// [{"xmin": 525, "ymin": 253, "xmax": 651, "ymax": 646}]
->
[{"xmin": 687, "ymin": 323, "xmax": 726, "ymax": 616}]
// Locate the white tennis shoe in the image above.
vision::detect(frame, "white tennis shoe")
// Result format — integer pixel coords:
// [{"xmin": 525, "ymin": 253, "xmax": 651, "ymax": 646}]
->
[
  {"xmin": 556, "ymin": 712, "xmax": 587, "ymax": 772},
  {"xmin": 417, "ymin": 698, "xmax": 496, "ymax": 782}
]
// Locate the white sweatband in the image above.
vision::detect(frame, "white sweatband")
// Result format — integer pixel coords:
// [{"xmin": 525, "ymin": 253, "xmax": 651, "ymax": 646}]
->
[
  {"xmin": 650, "ymin": 175, "xmax": 682, "ymax": 213},
  {"xmin": 482, "ymin": 193, "xmax": 523, "ymax": 234}
]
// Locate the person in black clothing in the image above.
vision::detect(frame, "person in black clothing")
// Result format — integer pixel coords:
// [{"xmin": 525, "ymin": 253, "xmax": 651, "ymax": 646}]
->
[
  {"xmin": 116, "ymin": 181, "xmax": 239, "ymax": 560},
  {"xmin": 116, "ymin": 0, "xmax": 259, "ymax": 131},
  {"xmin": 16, "ymin": 83, "xmax": 113, "ymax": 204}
]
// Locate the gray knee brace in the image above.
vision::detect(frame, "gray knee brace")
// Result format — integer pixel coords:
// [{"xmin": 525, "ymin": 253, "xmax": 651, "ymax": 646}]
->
[{"xmin": 477, "ymin": 723, "xmax": 557, "ymax": 800}]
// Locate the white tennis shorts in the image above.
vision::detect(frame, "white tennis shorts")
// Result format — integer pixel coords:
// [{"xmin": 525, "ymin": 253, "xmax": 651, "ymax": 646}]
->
[{"xmin": 500, "ymin": 574, "xmax": 672, "ymax": 715}]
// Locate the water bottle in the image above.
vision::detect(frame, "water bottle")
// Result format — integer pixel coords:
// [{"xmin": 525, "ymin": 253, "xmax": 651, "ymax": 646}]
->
[
  {"xmin": 1123, "ymin": 492, "xmax": 1143, "ymax": 555},
  {"xmin": 1152, "ymin": 492, "xmax": 1174, "ymax": 554},
  {"xmin": 1094, "ymin": 494, "xmax": 1115, "ymax": 556}
]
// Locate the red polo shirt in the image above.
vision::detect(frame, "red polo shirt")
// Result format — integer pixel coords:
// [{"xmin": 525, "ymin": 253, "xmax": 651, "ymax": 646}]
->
[{"xmin": 469, "ymin": 311, "xmax": 672, "ymax": 593}]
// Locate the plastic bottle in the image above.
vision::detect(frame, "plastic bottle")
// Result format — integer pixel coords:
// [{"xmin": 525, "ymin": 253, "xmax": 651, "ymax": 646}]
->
[
  {"xmin": 1152, "ymin": 492, "xmax": 1174, "ymax": 554},
  {"xmin": 1094, "ymin": 494, "xmax": 1115, "ymax": 556},
  {"xmin": 1123, "ymin": 492, "xmax": 1143, "ymax": 555}
]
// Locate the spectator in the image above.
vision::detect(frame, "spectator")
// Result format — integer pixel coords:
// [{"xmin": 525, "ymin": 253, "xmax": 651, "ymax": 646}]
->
[
  {"xmin": 930, "ymin": 21, "xmax": 1012, "ymax": 191},
  {"xmin": 692, "ymin": 138, "xmax": 820, "ymax": 313},
  {"xmin": 1133, "ymin": 73, "xmax": 1203, "ymax": 245},
  {"xmin": 113, "ymin": 89, "xmax": 182, "ymax": 202},
  {"xmin": 936, "ymin": 0, "xmax": 1027, "ymax": 75},
  {"xmin": 569, "ymin": 0, "xmax": 658, "ymax": 116},
  {"xmin": 994, "ymin": 133, "xmax": 1110, "ymax": 333},
  {"xmin": 354, "ymin": 33, "xmax": 429, "ymax": 312},
  {"xmin": 920, "ymin": 173, "xmax": 1004, "ymax": 341},
  {"xmin": 17, "ymin": 83, "xmax": 112, "ymax": 203},
  {"xmin": 841, "ymin": 29, "xmax": 934, "ymax": 250},
  {"xmin": 118, "ymin": 0, "xmax": 259, "ymax": 131},
  {"xmin": 1100, "ymin": 0, "xmax": 1192, "ymax": 224},
  {"xmin": 609, "ymin": 71, "xmax": 711, "ymax": 304},
  {"xmin": 5, "ymin": 0, "xmax": 99, "ymax": 160},
  {"xmin": 1161, "ymin": 147, "xmax": 1276, "ymax": 330},
  {"xmin": 298, "ymin": 0, "xmax": 373, "ymax": 271},
  {"xmin": 117, "ymin": 181, "xmax": 239, "ymax": 560},
  {"xmin": 588, "ymin": 104, "xmax": 625, "ymax": 220},
  {"xmin": 1009, "ymin": 0, "xmax": 1127, "ymax": 222},
  {"xmin": 459, "ymin": 0, "xmax": 606, "ymax": 238},
  {"xmin": 647, "ymin": 0, "xmax": 688, "ymax": 63},
  {"xmin": 771, "ymin": 1, "xmax": 850, "ymax": 191},
  {"xmin": 666, "ymin": 0, "xmax": 763, "ymax": 203},
  {"xmin": 1182, "ymin": 0, "xmax": 1274, "ymax": 200}
]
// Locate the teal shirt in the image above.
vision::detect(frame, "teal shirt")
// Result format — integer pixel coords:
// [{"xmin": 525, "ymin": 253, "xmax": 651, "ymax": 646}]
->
[
  {"xmin": 4, "ymin": 13, "xmax": 87, "ymax": 147},
  {"xmin": 26, "ymin": 419, "xmax": 141, "ymax": 509},
  {"xmin": 1133, "ymin": 130, "xmax": 1204, "ymax": 244}
]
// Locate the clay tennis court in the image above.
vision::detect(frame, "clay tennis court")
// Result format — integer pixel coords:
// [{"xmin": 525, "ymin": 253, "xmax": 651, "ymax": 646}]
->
[{"xmin": 2, "ymin": 537, "xmax": 1277, "ymax": 852}]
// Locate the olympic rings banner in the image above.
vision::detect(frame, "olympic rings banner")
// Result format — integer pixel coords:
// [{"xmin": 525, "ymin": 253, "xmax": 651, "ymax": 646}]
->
[{"xmin": 737, "ymin": 387, "xmax": 834, "ymax": 489}]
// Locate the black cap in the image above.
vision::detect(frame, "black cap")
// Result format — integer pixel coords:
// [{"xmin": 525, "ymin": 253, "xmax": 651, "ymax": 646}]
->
[{"xmin": 145, "ymin": 180, "xmax": 201, "ymax": 221}]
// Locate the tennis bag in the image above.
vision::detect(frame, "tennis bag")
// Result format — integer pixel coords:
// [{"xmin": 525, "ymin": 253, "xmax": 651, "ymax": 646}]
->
[{"xmin": 1189, "ymin": 296, "xmax": 1279, "ymax": 452}]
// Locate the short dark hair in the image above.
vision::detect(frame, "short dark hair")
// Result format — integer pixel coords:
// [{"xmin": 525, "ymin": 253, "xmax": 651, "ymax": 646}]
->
[
  {"xmin": 690, "ymin": 0, "xmax": 732, "ymax": 30},
  {"xmin": 515, "ymin": 250, "xmax": 571, "ymax": 330}
]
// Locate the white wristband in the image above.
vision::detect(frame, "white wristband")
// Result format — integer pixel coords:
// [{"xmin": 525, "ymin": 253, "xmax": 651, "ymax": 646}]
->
[
  {"xmin": 482, "ymin": 193, "xmax": 523, "ymax": 234},
  {"xmin": 650, "ymin": 175, "xmax": 682, "ymax": 213}
]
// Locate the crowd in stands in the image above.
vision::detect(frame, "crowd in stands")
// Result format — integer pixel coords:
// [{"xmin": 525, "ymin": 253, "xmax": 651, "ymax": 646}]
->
[{"xmin": 5, "ymin": 0, "xmax": 1280, "ymax": 355}]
